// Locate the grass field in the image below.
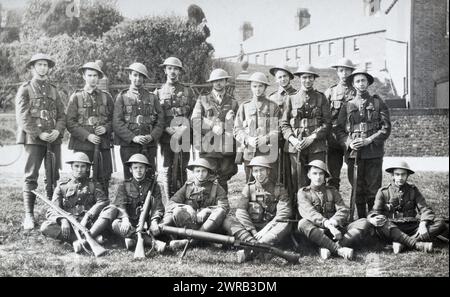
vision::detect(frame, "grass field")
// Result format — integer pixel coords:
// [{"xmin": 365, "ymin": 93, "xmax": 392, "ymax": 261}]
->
[{"xmin": 0, "ymin": 169, "xmax": 448, "ymax": 277}]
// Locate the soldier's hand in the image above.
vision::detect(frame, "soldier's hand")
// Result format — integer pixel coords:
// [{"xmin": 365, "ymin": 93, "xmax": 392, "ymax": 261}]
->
[
  {"xmin": 254, "ymin": 230, "xmax": 263, "ymax": 241},
  {"xmin": 87, "ymin": 134, "xmax": 101, "ymax": 145},
  {"xmin": 289, "ymin": 137, "xmax": 302, "ymax": 151},
  {"xmin": 250, "ymin": 229, "xmax": 258, "ymax": 238},
  {"xmin": 47, "ymin": 130, "xmax": 60, "ymax": 143},
  {"xmin": 361, "ymin": 138, "xmax": 372, "ymax": 147},
  {"xmin": 248, "ymin": 137, "xmax": 258, "ymax": 148},
  {"xmin": 350, "ymin": 138, "xmax": 363, "ymax": 150},
  {"xmin": 132, "ymin": 135, "xmax": 147, "ymax": 145},
  {"xmin": 149, "ymin": 220, "xmax": 160, "ymax": 236},
  {"xmin": 60, "ymin": 218, "xmax": 71, "ymax": 240},
  {"xmin": 80, "ymin": 214, "xmax": 90, "ymax": 227},
  {"xmin": 94, "ymin": 126, "xmax": 107, "ymax": 136},
  {"xmin": 256, "ymin": 135, "xmax": 268, "ymax": 147},
  {"xmin": 416, "ymin": 221, "xmax": 430, "ymax": 241},
  {"xmin": 39, "ymin": 132, "xmax": 51, "ymax": 142},
  {"xmin": 225, "ymin": 110, "xmax": 235, "ymax": 121},
  {"xmin": 120, "ymin": 218, "xmax": 132, "ymax": 237},
  {"xmin": 368, "ymin": 214, "xmax": 386, "ymax": 227},
  {"xmin": 143, "ymin": 135, "xmax": 153, "ymax": 144},
  {"xmin": 212, "ymin": 125, "xmax": 223, "ymax": 135},
  {"xmin": 165, "ymin": 127, "xmax": 176, "ymax": 135},
  {"xmin": 299, "ymin": 135, "xmax": 315, "ymax": 150}
]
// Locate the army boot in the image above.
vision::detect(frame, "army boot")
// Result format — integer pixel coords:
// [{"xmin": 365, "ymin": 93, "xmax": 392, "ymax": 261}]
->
[
  {"xmin": 319, "ymin": 248, "xmax": 332, "ymax": 260},
  {"xmin": 125, "ymin": 238, "xmax": 137, "ymax": 250},
  {"xmin": 73, "ymin": 239, "xmax": 88, "ymax": 254},
  {"xmin": 356, "ymin": 204, "xmax": 367, "ymax": 219},
  {"xmin": 143, "ymin": 233, "xmax": 167, "ymax": 253},
  {"xmin": 389, "ymin": 227, "xmax": 417, "ymax": 252},
  {"xmin": 308, "ymin": 228, "xmax": 341, "ymax": 255},
  {"xmin": 392, "ymin": 242, "xmax": 404, "ymax": 254},
  {"xmin": 414, "ymin": 242, "xmax": 433, "ymax": 253},
  {"xmin": 23, "ymin": 191, "xmax": 36, "ymax": 230},
  {"xmin": 89, "ymin": 218, "xmax": 110, "ymax": 238},
  {"xmin": 237, "ymin": 249, "xmax": 256, "ymax": 263},
  {"xmin": 169, "ymin": 239, "xmax": 189, "ymax": 251},
  {"xmin": 337, "ymin": 247, "xmax": 354, "ymax": 260}
]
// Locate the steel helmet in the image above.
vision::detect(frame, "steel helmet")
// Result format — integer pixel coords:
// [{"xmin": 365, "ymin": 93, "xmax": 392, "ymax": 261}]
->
[
  {"xmin": 248, "ymin": 156, "xmax": 273, "ymax": 169},
  {"xmin": 78, "ymin": 62, "xmax": 105, "ymax": 78},
  {"xmin": 66, "ymin": 152, "xmax": 92, "ymax": 165},
  {"xmin": 305, "ymin": 160, "xmax": 330, "ymax": 178},
  {"xmin": 294, "ymin": 64, "xmax": 319, "ymax": 78},
  {"xmin": 187, "ymin": 158, "xmax": 216, "ymax": 171},
  {"xmin": 26, "ymin": 53, "xmax": 55, "ymax": 69},
  {"xmin": 269, "ymin": 64, "xmax": 294, "ymax": 80},
  {"xmin": 331, "ymin": 58, "xmax": 356, "ymax": 70},
  {"xmin": 248, "ymin": 72, "xmax": 270, "ymax": 86},
  {"xmin": 207, "ymin": 68, "xmax": 231, "ymax": 82},
  {"xmin": 346, "ymin": 68, "xmax": 374, "ymax": 86},
  {"xmin": 385, "ymin": 160, "xmax": 415, "ymax": 175},
  {"xmin": 125, "ymin": 154, "xmax": 151, "ymax": 166},
  {"xmin": 160, "ymin": 57, "xmax": 183, "ymax": 69},
  {"xmin": 126, "ymin": 62, "xmax": 149, "ymax": 79}
]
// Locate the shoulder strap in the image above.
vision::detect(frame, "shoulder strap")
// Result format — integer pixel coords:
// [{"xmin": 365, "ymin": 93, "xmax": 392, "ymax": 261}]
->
[
  {"xmin": 325, "ymin": 188, "xmax": 333, "ymax": 203},
  {"xmin": 274, "ymin": 184, "xmax": 281, "ymax": 198},
  {"xmin": 249, "ymin": 184, "xmax": 256, "ymax": 202},
  {"xmin": 124, "ymin": 181, "xmax": 132, "ymax": 196},
  {"xmin": 185, "ymin": 183, "xmax": 194, "ymax": 198},
  {"xmin": 209, "ymin": 181, "xmax": 218, "ymax": 201}
]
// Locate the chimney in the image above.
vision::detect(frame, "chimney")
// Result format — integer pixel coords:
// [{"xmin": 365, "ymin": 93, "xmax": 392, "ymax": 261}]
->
[
  {"xmin": 240, "ymin": 22, "xmax": 254, "ymax": 42},
  {"xmin": 296, "ymin": 8, "xmax": 310, "ymax": 31}
]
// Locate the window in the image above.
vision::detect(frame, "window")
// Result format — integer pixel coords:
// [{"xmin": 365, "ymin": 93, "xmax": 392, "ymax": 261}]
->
[
  {"xmin": 353, "ymin": 38, "xmax": 360, "ymax": 51},
  {"xmin": 285, "ymin": 49, "xmax": 290, "ymax": 61},
  {"xmin": 263, "ymin": 53, "xmax": 268, "ymax": 65},
  {"xmin": 318, "ymin": 44, "xmax": 322, "ymax": 57},
  {"xmin": 255, "ymin": 55, "xmax": 259, "ymax": 64},
  {"xmin": 365, "ymin": 61, "xmax": 373, "ymax": 71},
  {"xmin": 295, "ymin": 48, "xmax": 300, "ymax": 60},
  {"xmin": 329, "ymin": 42, "xmax": 335, "ymax": 56}
]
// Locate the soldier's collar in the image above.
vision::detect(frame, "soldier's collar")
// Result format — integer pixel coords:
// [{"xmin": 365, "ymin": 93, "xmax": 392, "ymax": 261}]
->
[
  {"xmin": 310, "ymin": 183, "xmax": 325, "ymax": 191},
  {"xmin": 212, "ymin": 89, "xmax": 225, "ymax": 101},
  {"xmin": 31, "ymin": 77, "xmax": 48, "ymax": 86},
  {"xmin": 83, "ymin": 85, "xmax": 97, "ymax": 94},
  {"xmin": 355, "ymin": 90, "xmax": 370, "ymax": 99},
  {"xmin": 300, "ymin": 86, "xmax": 314, "ymax": 93},
  {"xmin": 73, "ymin": 176, "xmax": 89, "ymax": 183},
  {"xmin": 338, "ymin": 80, "xmax": 348, "ymax": 87},
  {"xmin": 278, "ymin": 85, "xmax": 290, "ymax": 95}
]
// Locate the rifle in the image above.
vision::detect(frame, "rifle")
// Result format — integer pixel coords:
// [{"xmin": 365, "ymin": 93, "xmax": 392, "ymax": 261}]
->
[
  {"xmin": 134, "ymin": 173, "xmax": 159, "ymax": 258},
  {"xmin": 88, "ymin": 117, "xmax": 104, "ymax": 183},
  {"xmin": 349, "ymin": 123, "xmax": 367, "ymax": 222},
  {"xmin": 32, "ymin": 190, "xmax": 106, "ymax": 257},
  {"xmin": 41, "ymin": 110, "xmax": 57, "ymax": 199},
  {"xmin": 159, "ymin": 225, "xmax": 301, "ymax": 264}
]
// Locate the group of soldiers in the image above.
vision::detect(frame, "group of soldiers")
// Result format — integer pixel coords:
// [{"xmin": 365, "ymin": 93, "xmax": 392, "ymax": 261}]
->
[{"xmin": 14, "ymin": 53, "xmax": 448, "ymax": 263}]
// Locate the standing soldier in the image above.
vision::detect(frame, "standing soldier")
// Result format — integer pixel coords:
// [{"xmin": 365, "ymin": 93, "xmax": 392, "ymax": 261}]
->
[
  {"xmin": 155, "ymin": 57, "xmax": 196, "ymax": 197},
  {"xmin": 367, "ymin": 160, "xmax": 447, "ymax": 253},
  {"xmin": 280, "ymin": 65, "xmax": 331, "ymax": 194},
  {"xmin": 324, "ymin": 58, "xmax": 356, "ymax": 191},
  {"xmin": 113, "ymin": 62, "xmax": 164, "ymax": 179},
  {"xmin": 234, "ymin": 72, "xmax": 280, "ymax": 182},
  {"xmin": 223, "ymin": 156, "xmax": 292, "ymax": 263},
  {"xmin": 40, "ymin": 152, "xmax": 109, "ymax": 253},
  {"xmin": 161, "ymin": 158, "xmax": 229, "ymax": 249},
  {"xmin": 191, "ymin": 68, "xmax": 239, "ymax": 193},
  {"xmin": 297, "ymin": 160, "xmax": 372, "ymax": 260},
  {"xmin": 15, "ymin": 53, "xmax": 66, "ymax": 230},
  {"xmin": 66, "ymin": 62, "xmax": 114, "ymax": 193},
  {"xmin": 268, "ymin": 64, "xmax": 297, "ymax": 195},
  {"xmin": 336, "ymin": 68, "xmax": 391, "ymax": 219}
]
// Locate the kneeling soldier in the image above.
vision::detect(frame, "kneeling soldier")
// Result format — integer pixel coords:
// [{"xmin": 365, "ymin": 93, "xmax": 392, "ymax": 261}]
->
[
  {"xmin": 90, "ymin": 153, "xmax": 166, "ymax": 252},
  {"xmin": 40, "ymin": 152, "xmax": 109, "ymax": 253},
  {"xmin": 223, "ymin": 156, "xmax": 292, "ymax": 263},
  {"xmin": 161, "ymin": 158, "xmax": 229, "ymax": 249},
  {"xmin": 367, "ymin": 160, "xmax": 447, "ymax": 253},
  {"xmin": 297, "ymin": 160, "xmax": 372, "ymax": 260}
]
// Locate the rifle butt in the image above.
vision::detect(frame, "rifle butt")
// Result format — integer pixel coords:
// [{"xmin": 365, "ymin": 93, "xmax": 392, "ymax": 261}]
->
[
  {"xmin": 134, "ymin": 234, "xmax": 146, "ymax": 258},
  {"xmin": 84, "ymin": 233, "xmax": 107, "ymax": 257}
]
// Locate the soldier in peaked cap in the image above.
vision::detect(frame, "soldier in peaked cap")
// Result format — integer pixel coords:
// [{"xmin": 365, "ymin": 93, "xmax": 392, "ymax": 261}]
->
[
  {"xmin": 90, "ymin": 153, "xmax": 167, "ymax": 252},
  {"xmin": 113, "ymin": 62, "xmax": 164, "ymax": 180},
  {"xmin": 40, "ymin": 152, "xmax": 109, "ymax": 254},
  {"xmin": 297, "ymin": 160, "xmax": 372, "ymax": 260},
  {"xmin": 280, "ymin": 64, "xmax": 331, "ymax": 197},
  {"xmin": 16, "ymin": 53, "xmax": 66, "ymax": 230},
  {"xmin": 191, "ymin": 68, "xmax": 239, "ymax": 193},
  {"xmin": 155, "ymin": 57, "xmax": 196, "ymax": 197},
  {"xmin": 66, "ymin": 62, "xmax": 114, "ymax": 194},
  {"xmin": 324, "ymin": 58, "xmax": 356, "ymax": 191},
  {"xmin": 223, "ymin": 156, "xmax": 292, "ymax": 263},
  {"xmin": 161, "ymin": 157, "xmax": 229, "ymax": 250},
  {"xmin": 234, "ymin": 72, "xmax": 281, "ymax": 182},
  {"xmin": 366, "ymin": 160, "xmax": 447, "ymax": 254},
  {"xmin": 336, "ymin": 68, "xmax": 391, "ymax": 219}
]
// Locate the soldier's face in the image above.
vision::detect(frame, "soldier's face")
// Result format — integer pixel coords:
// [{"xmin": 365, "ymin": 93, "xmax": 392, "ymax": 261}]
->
[
  {"xmin": 336, "ymin": 67, "xmax": 352, "ymax": 82},
  {"xmin": 130, "ymin": 163, "xmax": 147, "ymax": 181},
  {"xmin": 129, "ymin": 71, "xmax": 144, "ymax": 88},
  {"xmin": 251, "ymin": 82, "xmax": 266, "ymax": 97},
  {"xmin": 212, "ymin": 79, "xmax": 227, "ymax": 92},
  {"xmin": 83, "ymin": 69, "xmax": 99, "ymax": 88},
  {"xmin": 165, "ymin": 66, "xmax": 181, "ymax": 81},
  {"xmin": 299, "ymin": 74, "xmax": 315, "ymax": 89},
  {"xmin": 71, "ymin": 162, "xmax": 89, "ymax": 179},
  {"xmin": 275, "ymin": 70, "xmax": 291, "ymax": 88},
  {"xmin": 252, "ymin": 166, "xmax": 269, "ymax": 183},
  {"xmin": 193, "ymin": 167, "xmax": 209, "ymax": 181},
  {"xmin": 392, "ymin": 169, "xmax": 409, "ymax": 186},
  {"xmin": 32, "ymin": 60, "xmax": 49, "ymax": 77},
  {"xmin": 307, "ymin": 167, "xmax": 326, "ymax": 187},
  {"xmin": 352, "ymin": 74, "xmax": 369, "ymax": 92}
]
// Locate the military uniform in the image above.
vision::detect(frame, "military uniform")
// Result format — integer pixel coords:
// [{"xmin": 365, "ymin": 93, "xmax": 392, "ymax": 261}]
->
[
  {"xmin": 336, "ymin": 87, "xmax": 391, "ymax": 218},
  {"xmin": 234, "ymin": 97, "xmax": 280, "ymax": 181},
  {"xmin": 297, "ymin": 184, "xmax": 371, "ymax": 255},
  {"xmin": 97, "ymin": 175, "xmax": 164, "ymax": 239},
  {"xmin": 66, "ymin": 86, "xmax": 114, "ymax": 191},
  {"xmin": 368, "ymin": 183, "xmax": 447, "ymax": 247},
  {"xmin": 155, "ymin": 81, "xmax": 196, "ymax": 196},
  {"xmin": 113, "ymin": 86, "xmax": 164, "ymax": 179},
  {"xmin": 324, "ymin": 82, "xmax": 355, "ymax": 190},
  {"xmin": 40, "ymin": 177, "xmax": 109, "ymax": 242},
  {"xmin": 280, "ymin": 88, "xmax": 331, "ymax": 192},
  {"xmin": 191, "ymin": 90, "xmax": 239, "ymax": 192},
  {"xmin": 224, "ymin": 178, "xmax": 292, "ymax": 247},
  {"xmin": 161, "ymin": 176, "xmax": 229, "ymax": 233}
]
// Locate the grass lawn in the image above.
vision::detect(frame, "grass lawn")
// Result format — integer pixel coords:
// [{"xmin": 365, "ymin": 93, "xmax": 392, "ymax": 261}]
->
[{"xmin": 0, "ymin": 169, "xmax": 448, "ymax": 277}]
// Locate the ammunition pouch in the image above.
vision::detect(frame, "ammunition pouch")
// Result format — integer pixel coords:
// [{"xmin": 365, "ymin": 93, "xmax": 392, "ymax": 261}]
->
[{"xmin": 248, "ymin": 202, "xmax": 264, "ymax": 222}]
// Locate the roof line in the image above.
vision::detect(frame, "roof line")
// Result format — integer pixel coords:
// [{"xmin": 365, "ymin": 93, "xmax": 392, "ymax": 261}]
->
[{"xmin": 216, "ymin": 29, "xmax": 387, "ymax": 59}]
